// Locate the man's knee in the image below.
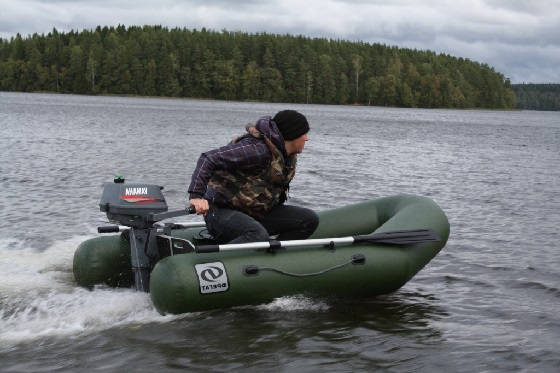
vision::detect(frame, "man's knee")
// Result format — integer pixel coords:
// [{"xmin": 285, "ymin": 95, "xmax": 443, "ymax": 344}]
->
[
  {"xmin": 301, "ymin": 208, "xmax": 319, "ymax": 234},
  {"xmin": 241, "ymin": 227, "xmax": 270, "ymax": 242}
]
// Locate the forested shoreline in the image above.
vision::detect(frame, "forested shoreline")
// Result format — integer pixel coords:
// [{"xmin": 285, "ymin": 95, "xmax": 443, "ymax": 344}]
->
[
  {"xmin": 512, "ymin": 84, "xmax": 560, "ymax": 111},
  {"xmin": 1, "ymin": 25, "xmax": 516, "ymax": 108}
]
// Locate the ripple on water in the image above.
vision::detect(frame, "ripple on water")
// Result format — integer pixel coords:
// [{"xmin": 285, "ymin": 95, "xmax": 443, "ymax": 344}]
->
[{"xmin": 1, "ymin": 93, "xmax": 560, "ymax": 371}]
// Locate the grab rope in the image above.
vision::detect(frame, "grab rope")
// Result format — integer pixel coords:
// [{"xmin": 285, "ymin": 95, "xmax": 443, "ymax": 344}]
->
[{"xmin": 243, "ymin": 254, "xmax": 365, "ymax": 278}]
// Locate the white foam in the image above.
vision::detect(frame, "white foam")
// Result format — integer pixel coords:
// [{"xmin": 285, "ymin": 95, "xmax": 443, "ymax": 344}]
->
[
  {"xmin": 0, "ymin": 236, "xmax": 87, "ymax": 294},
  {"xmin": 256, "ymin": 295, "xmax": 330, "ymax": 312},
  {"xmin": 0, "ymin": 236, "xmax": 183, "ymax": 347},
  {"xmin": 0, "ymin": 236, "xmax": 328, "ymax": 348}
]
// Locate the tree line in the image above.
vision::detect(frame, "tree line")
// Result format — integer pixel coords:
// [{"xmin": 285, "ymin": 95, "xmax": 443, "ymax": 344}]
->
[
  {"xmin": 511, "ymin": 84, "xmax": 560, "ymax": 111},
  {"xmin": 0, "ymin": 25, "xmax": 516, "ymax": 109}
]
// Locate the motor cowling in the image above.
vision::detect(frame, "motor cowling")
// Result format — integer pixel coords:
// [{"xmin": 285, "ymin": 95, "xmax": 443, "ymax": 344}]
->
[{"xmin": 99, "ymin": 179, "xmax": 168, "ymax": 228}]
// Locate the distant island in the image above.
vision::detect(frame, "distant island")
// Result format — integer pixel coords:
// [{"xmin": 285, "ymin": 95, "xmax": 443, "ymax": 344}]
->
[
  {"xmin": 0, "ymin": 25, "xmax": 520, "ymax": 109},
  {"xmin": 511, "ymin": 84, "xmax": 560, "ymax": 111}
]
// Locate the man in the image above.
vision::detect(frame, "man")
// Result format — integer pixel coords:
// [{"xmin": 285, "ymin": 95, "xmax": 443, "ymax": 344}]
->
[{"xmin": 188, "ymin": 110, "xmax": 319, "ymax": 244}]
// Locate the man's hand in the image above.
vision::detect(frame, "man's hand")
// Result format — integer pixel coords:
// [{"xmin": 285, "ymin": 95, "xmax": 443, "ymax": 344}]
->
[{"xmin": 189, "ymin": 198, "xmax": 209, "ymax": 215}]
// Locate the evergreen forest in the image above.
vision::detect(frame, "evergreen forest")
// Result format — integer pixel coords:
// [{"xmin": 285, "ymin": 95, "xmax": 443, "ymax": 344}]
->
[
  {"xmin": 1, "ymin": 25, "xmax": 516, "ymax": 109},
  {"xmin": 512, "ymin": 84, "xmax": 560, "ymax": 111}
]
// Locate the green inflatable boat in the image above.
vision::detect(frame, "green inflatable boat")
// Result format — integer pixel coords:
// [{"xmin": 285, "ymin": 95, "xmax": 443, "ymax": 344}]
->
[{"xmin": 74, "ymin": 179, "xmax": 449, "ymax": 314}]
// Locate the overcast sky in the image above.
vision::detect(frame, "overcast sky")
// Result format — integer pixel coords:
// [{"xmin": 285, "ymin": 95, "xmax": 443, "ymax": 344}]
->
[{"xmin": 1, "ymin": 0, "xmax": 559, "ymax": 83}]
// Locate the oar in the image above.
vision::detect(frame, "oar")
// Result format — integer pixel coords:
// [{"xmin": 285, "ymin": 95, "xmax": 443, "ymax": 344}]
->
[{"xmin": 195, "ymin": 229, "xmax": 440, "ymax": 253}]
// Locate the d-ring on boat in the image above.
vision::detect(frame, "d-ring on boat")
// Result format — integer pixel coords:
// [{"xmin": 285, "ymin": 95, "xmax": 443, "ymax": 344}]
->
[{"xmin": 73, "ymin": 177, "xmax": 450, "ymax": 314}]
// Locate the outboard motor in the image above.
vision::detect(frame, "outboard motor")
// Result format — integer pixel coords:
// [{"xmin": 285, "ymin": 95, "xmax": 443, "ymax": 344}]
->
[{"xmin": 98, "ymin": 176, "xmax": 196, "ymax": 292}]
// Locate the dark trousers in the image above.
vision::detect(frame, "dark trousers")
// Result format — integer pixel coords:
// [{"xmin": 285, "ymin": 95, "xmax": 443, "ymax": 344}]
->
[{"xmin": 204, "ymin": 204, "xmax": 319, "ymax": 244}]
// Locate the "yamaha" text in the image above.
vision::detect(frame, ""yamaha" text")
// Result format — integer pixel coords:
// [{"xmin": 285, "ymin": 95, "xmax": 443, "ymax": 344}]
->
[{"xmin": 125, "ymin": 187, "xmax": 148, "ymax": 195}]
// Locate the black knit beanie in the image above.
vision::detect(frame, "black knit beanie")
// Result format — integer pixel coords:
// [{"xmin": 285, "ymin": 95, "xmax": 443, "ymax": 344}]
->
[{"xmin": 272, "ymin": 110, "xmax": 309, "ymax": 140}]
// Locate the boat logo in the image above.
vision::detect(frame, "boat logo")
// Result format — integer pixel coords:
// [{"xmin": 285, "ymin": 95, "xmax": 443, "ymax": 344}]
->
[
  {"xmin": 200, "ymin": 266, "xmax": 224, "ymax": 282},
  {"xmin": 195, "ymin": 262, "xmax": 229, "ymax": 294}
]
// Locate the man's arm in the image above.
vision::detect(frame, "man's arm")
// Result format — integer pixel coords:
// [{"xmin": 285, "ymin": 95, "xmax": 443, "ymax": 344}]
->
[{"xmin": 187, "ymin": 139, "xmax": 270, "ymax": 214}]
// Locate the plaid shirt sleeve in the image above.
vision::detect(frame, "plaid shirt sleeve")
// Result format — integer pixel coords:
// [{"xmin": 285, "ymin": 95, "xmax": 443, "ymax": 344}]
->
[{"xmin": 188, "ymin": 138, "xmax": 271, "ymax": 198}]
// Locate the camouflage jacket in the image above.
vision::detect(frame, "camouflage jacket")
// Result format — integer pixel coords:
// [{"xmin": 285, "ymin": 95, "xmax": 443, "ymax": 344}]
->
[{"xmin": 188, "ymin": 116, "xmax": 297, "ymax": 219}]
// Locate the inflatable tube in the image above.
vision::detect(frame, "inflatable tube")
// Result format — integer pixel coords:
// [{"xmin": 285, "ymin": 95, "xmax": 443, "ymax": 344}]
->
[{"xmin": 73, "ymin": 195, "xmax": 449, "ymax": 314}]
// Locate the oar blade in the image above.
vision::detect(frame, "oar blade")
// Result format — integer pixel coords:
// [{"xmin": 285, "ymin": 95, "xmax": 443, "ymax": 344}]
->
[{"xmin": 355, "ymin": 229, "xmax": 440, "ymax": 245}]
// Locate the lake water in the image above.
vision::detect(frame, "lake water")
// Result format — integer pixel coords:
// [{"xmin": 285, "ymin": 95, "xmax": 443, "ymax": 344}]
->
[{"xmin": 1, "ymin": 92, "xmax": 559, "ymax": 372}]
